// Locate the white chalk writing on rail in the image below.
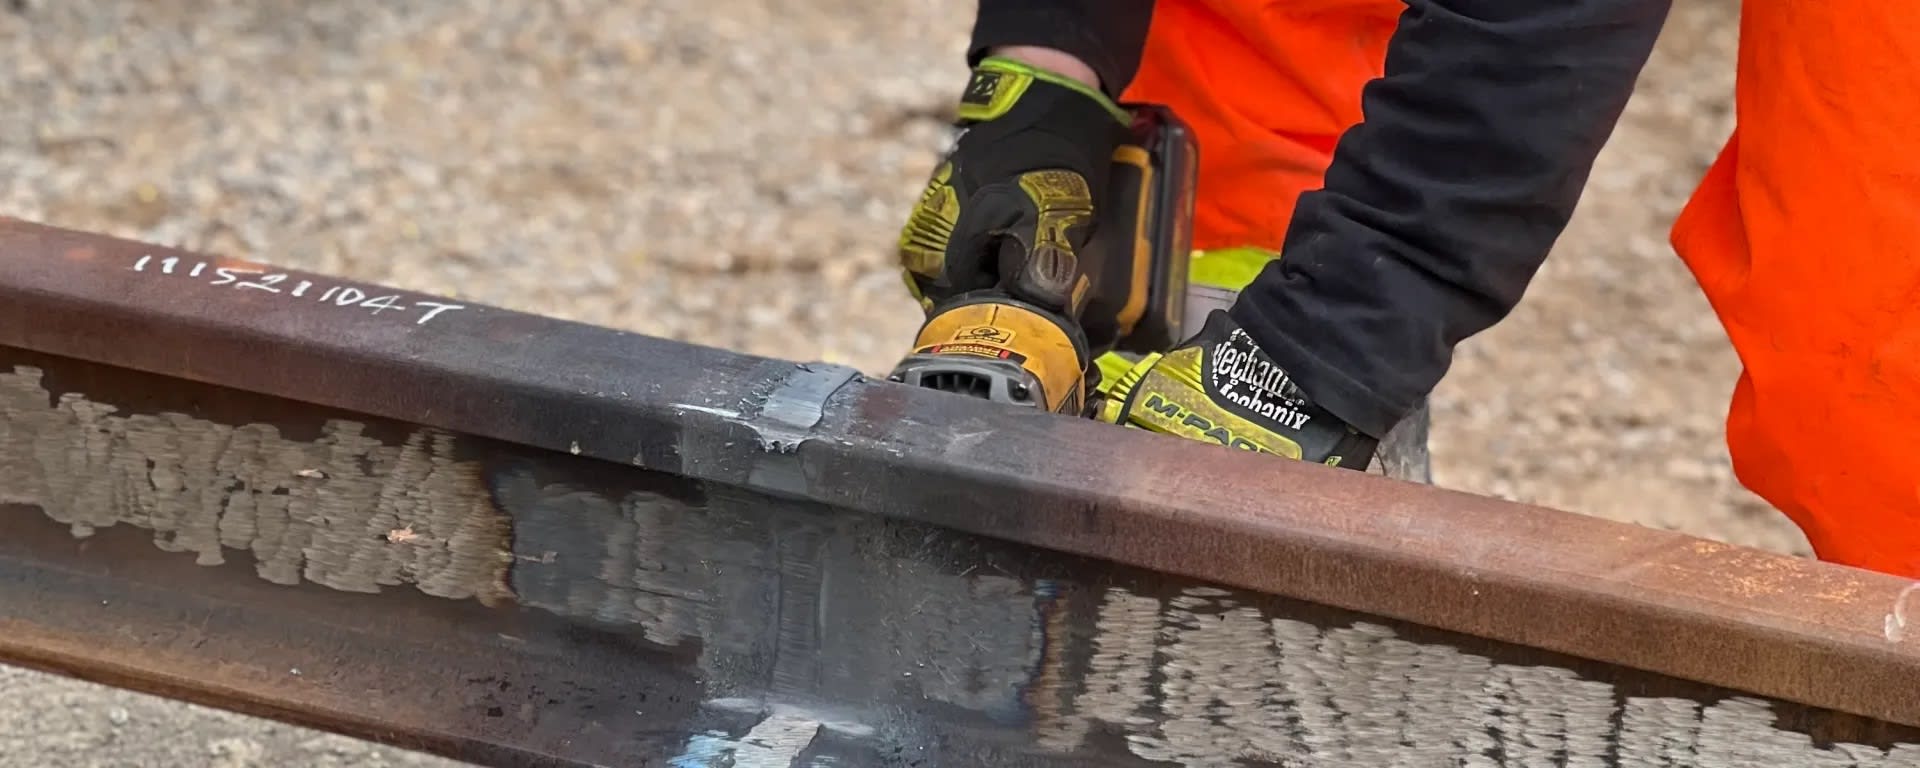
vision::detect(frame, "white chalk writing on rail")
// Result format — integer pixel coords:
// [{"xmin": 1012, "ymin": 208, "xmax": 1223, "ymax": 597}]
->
[{"xmin": 130, "ymin": 254, "xmax": 464, "ymax": 325}]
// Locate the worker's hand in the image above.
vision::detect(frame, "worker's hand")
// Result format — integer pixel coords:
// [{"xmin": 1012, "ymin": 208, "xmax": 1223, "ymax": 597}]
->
[
  {"xmin": 897, "ymin": 55, "xmax": 1134, "ymax": 316},
  {"xmin": 1097, "ymin": 310, "xmax": 1379, "ymax": 469}
]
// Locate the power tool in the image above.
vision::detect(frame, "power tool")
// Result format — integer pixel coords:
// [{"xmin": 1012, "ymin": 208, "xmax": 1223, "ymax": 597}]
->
[{"xmin": 887, "ymin": 105, "xmax": 1200, "ymax": 416}]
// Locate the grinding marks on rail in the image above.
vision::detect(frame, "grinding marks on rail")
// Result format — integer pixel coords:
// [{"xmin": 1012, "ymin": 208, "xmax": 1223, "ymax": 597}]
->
[
  {"xmin": 493, "ymin": 471, "xmax": 1920, "ymax": 764},
  {"xmin": 0, "ymin": 365, "xmax": 512, "ymax": 603},
  {"xmin": 493, "ymin": 475, "xmax": 715, "ymax": 647},
  {"xmin": 1036, "ymin": 586, "xmax": 1157, "ymax": 752},
  {"xmin": 1050, "ymin": 586, "xmax": 1920, "ymax": 766},
  {"xmin": 477, "ymin": 465, "xmax": 1920, "ymax": 764},
  {"xmin": 10, "ymin": 362, "xmax": 1916, "ymax": 764},
  {"xmin": 501, "ymin": 474, "xmax": 1046, "ymax": 713}
]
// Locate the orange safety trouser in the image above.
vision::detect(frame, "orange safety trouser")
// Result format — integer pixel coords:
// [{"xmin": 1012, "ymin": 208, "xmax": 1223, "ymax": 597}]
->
[
  {"xmin": 1672, "ymin": 4, "xmax": 1920, "ymax": 577},
  {"xmin": 1123, "ymin": 0, "xmax": 1920, "ymax": 577},
  {"xmin": 1118, "ymin": 0, "xmax": 1401, "ymax": 252}
]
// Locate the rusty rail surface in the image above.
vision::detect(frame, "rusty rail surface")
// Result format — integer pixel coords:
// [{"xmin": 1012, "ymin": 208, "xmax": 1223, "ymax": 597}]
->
[{"xmin": 2, "ymin": 217, "xmax": 1919, "ymax": 765}]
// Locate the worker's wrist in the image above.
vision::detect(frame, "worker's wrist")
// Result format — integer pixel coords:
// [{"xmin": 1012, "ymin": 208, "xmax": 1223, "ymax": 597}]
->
[
  {"xmin": 965, "ymin": 52, "xmax": 1130, "ymax": 126},
  {"xmin": 985, "ymin": 46, "xmax": 1102, "ymax": 92}
]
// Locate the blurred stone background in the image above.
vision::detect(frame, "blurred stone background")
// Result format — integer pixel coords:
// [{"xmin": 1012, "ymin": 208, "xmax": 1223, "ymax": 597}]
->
[{"xmin": 0, "ymin": 0, "xmax": 1794, "ymax": 765}]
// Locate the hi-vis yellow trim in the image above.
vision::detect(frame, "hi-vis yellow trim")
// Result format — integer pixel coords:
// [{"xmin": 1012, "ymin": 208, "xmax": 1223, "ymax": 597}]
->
[
  {"xmin": 1189, "ymin": 246, "xmax": 1279, "ymax": 293},
  {"xmin": 961, "ymin": 57, "xmax": 1130, "ymax": 124},
  {"xmin": 912, "ymin": 302, "xmax": 1083, "ymax": 413},
  {"xmin": 1112, "ymin": 144, "xmax": 1153, "ymax": 337}
]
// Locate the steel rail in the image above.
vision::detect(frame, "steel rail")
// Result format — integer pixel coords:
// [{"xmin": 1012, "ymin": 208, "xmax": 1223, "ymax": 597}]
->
[
  {"xmin": 2, "ymin": 217, "xmax": 1918, "ymax": 749},
  {"xmin": 6, "ymin": 347, "xmax": 1919, "ymax": 767}
]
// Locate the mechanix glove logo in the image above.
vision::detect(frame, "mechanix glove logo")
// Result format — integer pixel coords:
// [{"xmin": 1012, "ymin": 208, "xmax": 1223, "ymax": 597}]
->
[
  {"xmin": 1205, "ymin": 327, "xmax": 1313, "ymax": 432},
  {"xmin": 1100, "ymin": 311, "xmax": 1380, "ymax": 469},
  {"xmin": 961, "ymin": 71, "xmax": 1002, "ymax": 106}
]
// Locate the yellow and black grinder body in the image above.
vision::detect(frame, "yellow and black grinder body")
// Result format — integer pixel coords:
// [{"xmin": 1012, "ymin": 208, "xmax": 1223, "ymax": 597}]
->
[{"xmin": 888, "ymin": 105, "xmax": 1200, "ymax": 416}]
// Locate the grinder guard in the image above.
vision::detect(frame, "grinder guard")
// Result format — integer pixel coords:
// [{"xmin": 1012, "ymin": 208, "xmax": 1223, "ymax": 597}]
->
[{"xmin": 890, "ymin": 105, "xmax": 1200, "ymax": 415}]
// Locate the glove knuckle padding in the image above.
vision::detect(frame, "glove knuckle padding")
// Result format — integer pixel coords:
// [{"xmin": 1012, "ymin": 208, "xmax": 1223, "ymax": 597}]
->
[
  {"xmin": 1009, "ymin": 169, "xmax": 1094, "ymax": 310},
  {"xmin": 899, "ymin": 162, "xmax": 961, "ymax": 282},
  {"xmin": 897, "ymin": 57, "xmax": 1131, "ymax": 311}
]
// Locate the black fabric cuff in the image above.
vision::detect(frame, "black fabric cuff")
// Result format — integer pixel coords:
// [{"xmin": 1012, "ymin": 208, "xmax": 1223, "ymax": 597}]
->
[
  {"xmin": 1228, "ymin": 299, "xmax": 1407, "ymax": 439},
  {"xmin": 1227, "ymin": 0, "xmax": 1671, "ymax": 437},
  {"xmin": 968, "ymin": 1, "xmax": 1155, "ymax": 98}
]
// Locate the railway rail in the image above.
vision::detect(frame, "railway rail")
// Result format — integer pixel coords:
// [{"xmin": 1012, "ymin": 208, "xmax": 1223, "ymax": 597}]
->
[{"xmin": 2, "ymin": 217, "xmax": 1918, "ymax": 766}]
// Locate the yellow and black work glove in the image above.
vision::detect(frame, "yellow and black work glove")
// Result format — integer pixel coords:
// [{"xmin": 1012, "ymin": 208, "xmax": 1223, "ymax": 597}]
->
[
  {"xmin": 1099, "ymin": 310, "xmax": 1379, "ymax": 469},
  {"xmin": 898, "ymin": 56, "xmax": 1134, "ymax": 314}
]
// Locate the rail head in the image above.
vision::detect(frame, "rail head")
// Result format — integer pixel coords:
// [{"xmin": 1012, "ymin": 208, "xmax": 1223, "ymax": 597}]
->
[{"xmin": 2, "ymin": 215, "xmax": 1917, "ymax": 732}]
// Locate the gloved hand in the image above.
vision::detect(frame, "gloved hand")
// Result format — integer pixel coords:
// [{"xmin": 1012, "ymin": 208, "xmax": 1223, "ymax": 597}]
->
[
  {"xmin": 897, "ymin": 55, "xmax": 1135, "ymax": 316},
  {"xmin": 1098, "ymin": 309, "xmax": 1379, "ymax": 469}
]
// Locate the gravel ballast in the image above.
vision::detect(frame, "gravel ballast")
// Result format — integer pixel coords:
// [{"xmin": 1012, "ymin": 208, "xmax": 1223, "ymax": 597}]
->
[{"xmin": 1, "ymin": 1, "xmax": 1804, "ymax": 765}]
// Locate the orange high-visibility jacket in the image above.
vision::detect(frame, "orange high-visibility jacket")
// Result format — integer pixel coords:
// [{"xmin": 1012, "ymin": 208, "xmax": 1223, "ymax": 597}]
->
[{"xmin": 1119, "ymin": 0, "xmax": 1920, "ymax": 577}]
